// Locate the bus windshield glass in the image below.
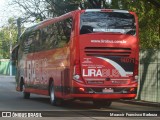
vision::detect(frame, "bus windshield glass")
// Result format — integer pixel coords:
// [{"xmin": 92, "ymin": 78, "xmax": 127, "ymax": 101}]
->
[{"xmin": 80, "ymin": 12, "xmax": 136, "ymax": 35}]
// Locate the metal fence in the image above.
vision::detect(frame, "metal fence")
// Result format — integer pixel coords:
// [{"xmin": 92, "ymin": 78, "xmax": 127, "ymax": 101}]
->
[
  {"xmin": 0, "ymin": 59, "xmax": 16, "ymax": 76},
  {"xmin": 137, "ymin": 49, "xmax": 160, "ymax": 102},
  {"xmin": 0, "ymin": 59, "xmax": 10, "ymax": 75}
]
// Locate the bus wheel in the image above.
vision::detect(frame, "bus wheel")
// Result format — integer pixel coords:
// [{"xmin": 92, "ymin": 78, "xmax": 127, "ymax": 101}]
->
[
  {"xmin": 23, "ymin": 85, "xmax": 30, "ymax": 99},
  {"xmin": 50, "ymin": 83, "xmax": 61, "ymax": 106},
  {"xmin": 93, "ymin": 100, "xmax": 112, "ymax": 108}
]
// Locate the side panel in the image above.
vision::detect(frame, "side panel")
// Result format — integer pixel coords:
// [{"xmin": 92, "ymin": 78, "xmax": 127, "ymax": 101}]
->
[
  {"xmin": 16, "ymin": 13, "xmax": 76, "ymax": 97},
  {"xmin": 24, "ymin": 47, "xmax": 70, "ymax": 96}
]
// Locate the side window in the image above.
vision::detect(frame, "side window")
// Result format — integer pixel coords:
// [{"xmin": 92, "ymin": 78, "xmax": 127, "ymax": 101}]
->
[
  {"xmin": 22, "ymin": 32, "xmax": 30, "ymax": 54},
  {"xmin": 34, "ymin": 30, "xmax": 41, "ymax": 52},
  {"xmin": 28, "ymin": 32, "xmax": 35, "ymax": 53},
  {"xmin": 36, "ymin": 17, "xmax": 73, "ymax": 51},
  {"xmin": 46, "ymin": 24, "xmax": 57, "ymax": 49},
  {"xmin": 40, "ymin": 25, "xmax": 56, "ymax": 51},
  {"xmin": 56, "ymin": 18, "xmax": 73, "ymax": 48},
  {"xmin": 18, "ymin": 34, "xmax": 26, "ymax": 59},
  {"xmin": 63, "ymin": 18, "xmax": 73, "ymax": 40},
  {"xmin": 23, "ymin": 30, "xmax": 39, "ymax": 53}
]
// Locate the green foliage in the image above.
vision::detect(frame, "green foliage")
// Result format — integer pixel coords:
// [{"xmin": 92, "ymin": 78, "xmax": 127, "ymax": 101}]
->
[
  {"xmin": 138, "ymin": 2, "xmax": 160, "ymax": 48},
  {"xmin": 7, "ymin": 0, "xmax": 160, "ymax": 50},
  {"xmin": 47, "ymin": 0, "xmax": 160, "ymax": 48},
  {"xmin": 0, "ymin": 18, "xmax": 18, "ymax": 59},
  {"xmin": 80, "ymin": 0, "xmax": 160, "ymax": 49},
  {"xmin": 120, "ymin": 0, "xmax": 160, "ymax": 48},
  {"xmin": 46, "ymin": 0, "xmax": 81, "ymax": 16}
]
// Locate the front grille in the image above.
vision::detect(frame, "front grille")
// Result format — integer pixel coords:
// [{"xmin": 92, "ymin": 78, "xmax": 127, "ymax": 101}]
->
[{"xmin": 85, "ymin": 47, "xmax": 131, "ymax": 57}]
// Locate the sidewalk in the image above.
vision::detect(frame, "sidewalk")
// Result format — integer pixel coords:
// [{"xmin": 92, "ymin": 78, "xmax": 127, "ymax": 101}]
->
[
  {"xmin": 119, "ymin": 99, "xmax": 160, "ymax": 107},
  {"xmin": 0, "ymin": 75, "xmax": 15, "ymax": 77},
  {"xmin": 0, "ymin": 75, "xmax": 15, "ymax": 80}
]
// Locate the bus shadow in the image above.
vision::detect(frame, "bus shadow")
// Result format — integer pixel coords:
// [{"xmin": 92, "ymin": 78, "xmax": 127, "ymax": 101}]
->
[
  {"xmin": 27, "ymin": 95, "xmax": 131, "ymax": 111},
  {"xmin": 29, "ymin": 96, "xmax": 50, "ymax": 105},
  {"xmin": 28, "ymin": 96, "xmax": 119, "ymax": 110},
  {"xmin": 62, "ymin": 100, "xmax": 96, "ymax": 109},
  {"xmin": 30, "ymin": 97, "xmax": 97, "ymax": 109},
  {"xmin": 29, "ymin": 96, "xmax": 92, "ymax": 108}
]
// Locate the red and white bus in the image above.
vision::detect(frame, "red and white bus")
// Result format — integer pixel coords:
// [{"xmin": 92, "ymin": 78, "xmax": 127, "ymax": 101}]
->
[{"xmin": 15, "ymin": 9, "xmax": 139, "ymax": 107}]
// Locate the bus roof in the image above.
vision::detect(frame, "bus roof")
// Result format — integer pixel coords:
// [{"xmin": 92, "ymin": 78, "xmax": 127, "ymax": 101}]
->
[
  {"xmin": 22, "ymin": 9, "xmax": 133, "ymax": 36},
  {"xmin": 24, "ymin": 10, "xmax": 79, "ymax": 33},
  {"xmin": 85, "ymin": 9, "xmax": 129, "ymax": 13}
]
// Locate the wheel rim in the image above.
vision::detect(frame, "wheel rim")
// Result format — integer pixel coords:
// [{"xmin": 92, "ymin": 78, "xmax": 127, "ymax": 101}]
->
[
  {"xmin": 22, "ymin": 85, "xmax": 25, "ymax": 92},
  {"xmin": 50, "ymin": 86, "xmax": 55, "ymax": 102}
]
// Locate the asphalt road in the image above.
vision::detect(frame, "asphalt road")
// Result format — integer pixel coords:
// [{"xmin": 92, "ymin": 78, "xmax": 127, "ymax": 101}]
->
[{"xmin": 0, "ymin": 76, "xmax": 160, "ymax": 120}]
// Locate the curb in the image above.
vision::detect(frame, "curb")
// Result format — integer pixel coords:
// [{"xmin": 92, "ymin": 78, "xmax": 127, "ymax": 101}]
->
[
  {"xmin": 0, "ymin": 76, "xmax": 15, "ymax": 80},
  {"xmin": 119, "ymin": 100, "xmax": 160, "ymax": 107},
  {"xmin": 0, "ymin": 76, "xmax": 15, "ymax": 78}
]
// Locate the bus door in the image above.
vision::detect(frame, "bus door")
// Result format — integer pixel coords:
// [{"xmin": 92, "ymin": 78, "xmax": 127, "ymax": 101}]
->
[
  {"xmin": 60, "ymin": 46, "xmax": 71, "ymax": 96},
  {"xmin": 61, "ymin": 67, "xmax": 70, "ymax": 96}
]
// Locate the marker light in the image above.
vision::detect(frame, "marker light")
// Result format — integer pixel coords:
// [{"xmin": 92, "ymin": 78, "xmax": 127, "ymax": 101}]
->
[
  {"xmin": 135, "ymin": 75, "xmax": 138, "ymax": 80},
  {"xmin": 130, "ymin": 88, "xmax": 135, "ymax": 92},
  {"xmin": 79, "ymin": 88, "xmax": 85, "ymax": 92},
  {"xmin": 73, "ymin": 63, "xmax": 84, "ymax": 83}
]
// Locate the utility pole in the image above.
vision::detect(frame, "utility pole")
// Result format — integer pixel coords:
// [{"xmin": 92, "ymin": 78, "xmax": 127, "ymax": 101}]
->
[
  {"xmin": 9, "ymin": 30, "xmax": 12, "ymax": 76},
  {"xmin": 159, "ymin": 24, "xmax": 160, "ymax": 40},
  {"xmin": 17, "ymin": 17, "xmax": 21, "ymax": 41}
]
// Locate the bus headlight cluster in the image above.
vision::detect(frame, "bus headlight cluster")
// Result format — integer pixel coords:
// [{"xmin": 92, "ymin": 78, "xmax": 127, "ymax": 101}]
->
[
  {"xmin": 73, "ymin": 75, "xmax": 80, "ymax": 80},
  {"xmin": 135, "ymin": 75, "xmax": 138, "ymax": 80}
]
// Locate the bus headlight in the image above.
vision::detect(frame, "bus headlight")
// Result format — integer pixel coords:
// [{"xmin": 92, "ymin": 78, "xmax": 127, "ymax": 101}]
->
[
  {"xmin": 73, "ymin": 75, "xmax": 80, "ymax": 80},
  {"xmin": 73, "ymin": 75, "xmax": 84, "ymax": 83},
  {"xmin": 135, "ymin": 75, "xmax": 138, "ymax": 80}
]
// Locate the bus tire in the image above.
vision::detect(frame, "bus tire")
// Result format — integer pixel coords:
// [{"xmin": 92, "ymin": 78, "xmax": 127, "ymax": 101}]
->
[
  {"xmin": 20, "ymin": 78, "xmax": 24, "ymax": 91},
  {"xmin": 23, "ymin": 85, "xmax": 30, "ymax": 99},
  {"xmin": 50, "ymin": 82, "xmax": 61, "ymax": 106},
  {"xmin": 93, "ymin": 100, "xmax": 112, "ymax": 108}
]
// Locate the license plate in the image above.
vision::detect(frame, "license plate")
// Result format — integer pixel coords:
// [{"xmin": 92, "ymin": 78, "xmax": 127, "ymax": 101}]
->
[{"xmin": 102, "ymin": 88, "xmax": 114, "ymax": 93}]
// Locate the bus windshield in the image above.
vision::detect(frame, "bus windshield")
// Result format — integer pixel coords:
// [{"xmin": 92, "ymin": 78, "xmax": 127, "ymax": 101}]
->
[{"xmin": 80, "ymin": 12, "xmax": 136, "ymax": 35}]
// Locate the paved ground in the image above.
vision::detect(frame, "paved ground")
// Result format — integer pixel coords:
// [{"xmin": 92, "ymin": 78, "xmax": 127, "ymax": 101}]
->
[{"xmin": 0, "ymin": 76, "xmax": 160, "ymax": 120}]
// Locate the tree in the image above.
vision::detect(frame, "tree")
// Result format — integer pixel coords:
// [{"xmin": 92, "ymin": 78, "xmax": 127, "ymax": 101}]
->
[
  {"xmin": 11, "ymin": 0, "xmax": 48, "ymax": 22},
  {"xmin": 46, "ymin": 0, "xmax": 80, "ymax": 17},
  {"xmin": 11, "ymin": 0, "xmax": 81, "ymax": 21},
  {"xmin": 130, "ymin": 0, "xmax": 160, "ymax": 48},
  {"xmin": 0, "ymin": 18, "xmax": 18, "ymax": 59},
  {"xmin": 10, "ymin": 0, "xmax": 160, "ymax": 48},
  {"xmin": 147, "ymin": 0, "xmax": 160, "ymax": 8},
  {"xmin": 104, "ymin": 0, "xmax": 160, "ymax": 48}
]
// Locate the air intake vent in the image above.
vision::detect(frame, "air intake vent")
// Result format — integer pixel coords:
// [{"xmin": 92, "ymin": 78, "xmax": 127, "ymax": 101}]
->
[{"xmin": 85, "ymin": 47, "xmax": 131, "ymax": 57}]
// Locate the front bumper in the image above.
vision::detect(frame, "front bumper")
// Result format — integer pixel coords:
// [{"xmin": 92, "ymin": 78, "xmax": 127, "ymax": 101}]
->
[{"xmin": 71, "ymin": 93, "xmax": 136, "ymax": 100}]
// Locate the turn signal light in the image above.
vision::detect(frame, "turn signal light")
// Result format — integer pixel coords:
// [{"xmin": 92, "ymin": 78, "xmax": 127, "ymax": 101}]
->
[
  {"xmin": 130, "ymin": 88, "xmax": 135, "ymax": 92},
  {"xmin": 79, "ymin": 88, "xmax": 85, "ymax": 92}
]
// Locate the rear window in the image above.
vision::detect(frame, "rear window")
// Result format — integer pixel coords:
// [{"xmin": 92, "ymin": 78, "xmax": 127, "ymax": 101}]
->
[{"xmin": 80, "ymin": 12, "xmax": 136, "ymax": 35}]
